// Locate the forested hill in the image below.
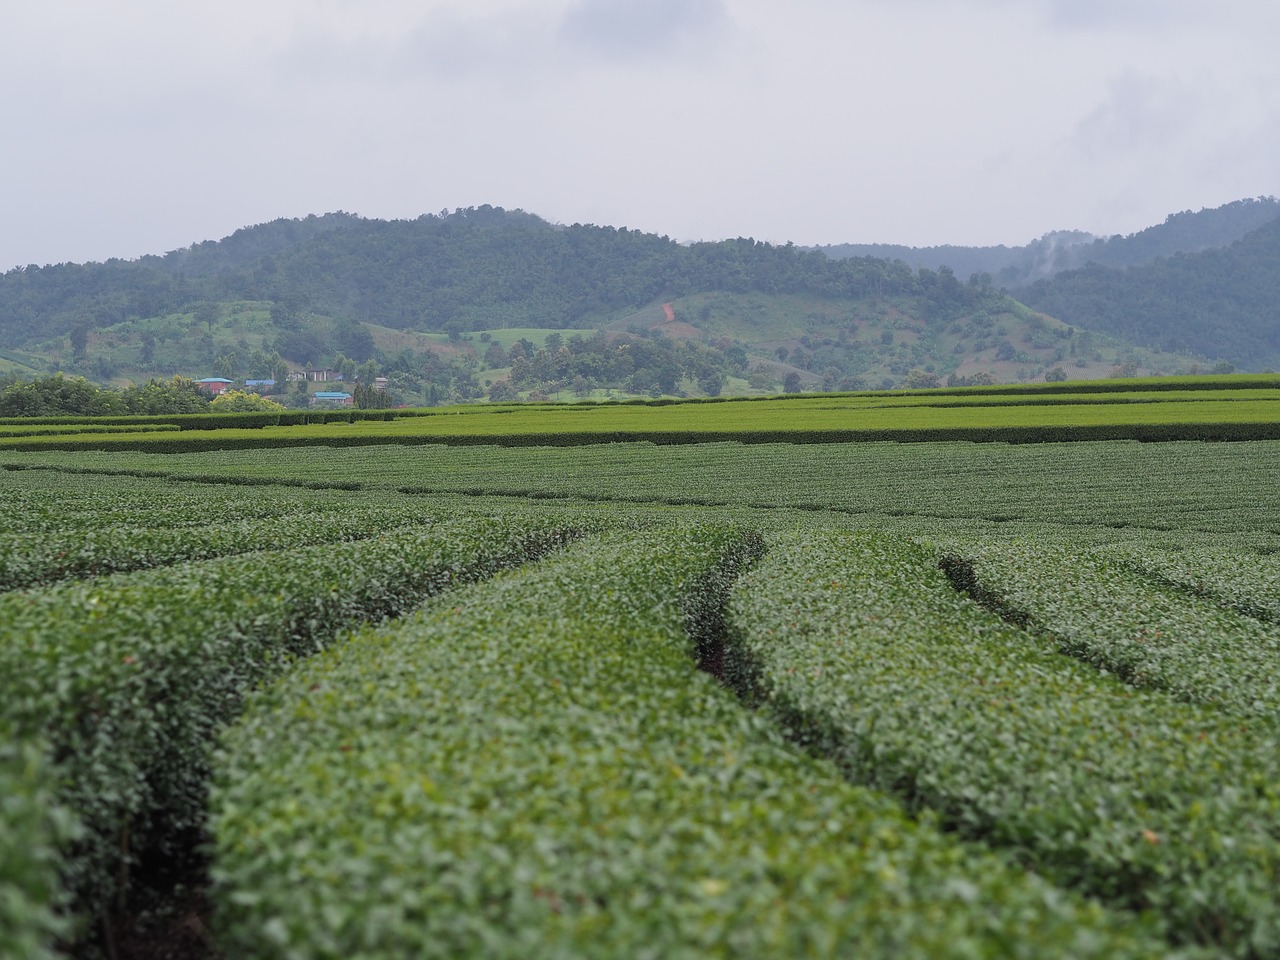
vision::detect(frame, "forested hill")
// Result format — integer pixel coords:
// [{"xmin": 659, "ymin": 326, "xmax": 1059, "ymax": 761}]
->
[
  {"xmin": 817, "ymin": 197, "xmax": 1280, "ymax": 287},
  {"xmin": 0, "ymin": 206, "xmax": 935, "ymax": 350},
  {"xmin": 1019, "ymin": 215, "xmax": 1280, "ymax": 370}
]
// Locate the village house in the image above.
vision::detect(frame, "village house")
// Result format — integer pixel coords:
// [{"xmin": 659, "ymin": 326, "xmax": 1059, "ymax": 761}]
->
[
  {"xmin": 312, "ymin": 391, "xmax": 353, "ymax": 407},
  {"xmin": 194, "ymin": 377, "xmax": 233, "ymax": 395}
]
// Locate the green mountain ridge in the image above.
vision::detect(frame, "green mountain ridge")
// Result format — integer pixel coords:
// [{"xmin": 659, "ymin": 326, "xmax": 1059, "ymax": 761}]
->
[
  {"xmin": 816, "ymin": 197, "xmax": 1280, "ymax": 288},
  {"xmin": 0, "ymin": 204, "xmax": 1256, "ymax": 403}
]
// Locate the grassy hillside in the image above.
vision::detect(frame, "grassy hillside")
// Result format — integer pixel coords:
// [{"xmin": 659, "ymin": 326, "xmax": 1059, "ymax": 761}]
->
[{"xmin": 611, "ymin": 290, "xmax": 1197, "ymax": 392}]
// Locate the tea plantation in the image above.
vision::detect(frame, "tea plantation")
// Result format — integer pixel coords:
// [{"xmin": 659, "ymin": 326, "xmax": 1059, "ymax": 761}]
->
[{"xmin": 2, "ymin": 378, "xmax": 1278, "ymax": 958}]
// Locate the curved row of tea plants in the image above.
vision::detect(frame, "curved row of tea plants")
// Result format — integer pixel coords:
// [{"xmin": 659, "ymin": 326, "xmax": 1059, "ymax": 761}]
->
[
  {"xmin": 1, "ymin": 515, "xmax": 578, "ymax": 955},
  {"xmin": 0, "ymin": 505, "xmax": 436, "ymax": 590},
  {"xmin": 210, "ymin": 526, "xmax": 1170, "ymax": 959},
  {"xmin": 1101, "ymin": 544, "xmax": 1280, "ymax": 624},
  {"xmin": 0, "ymin": 467, "xmax": 380, "ymax": 535},
  {"xmin": 945, "ymin": 540, "xmax": 1280, "ymax": 721},
  {"xmin": 724, "ymin": 531, "xmax": 1280, "ymax": 957}
]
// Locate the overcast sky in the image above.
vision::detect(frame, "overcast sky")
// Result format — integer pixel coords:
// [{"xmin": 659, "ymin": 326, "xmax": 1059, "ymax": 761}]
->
[{"xmin": 4, "ymin": 0, "xmax": 1278, "ymax": 268}]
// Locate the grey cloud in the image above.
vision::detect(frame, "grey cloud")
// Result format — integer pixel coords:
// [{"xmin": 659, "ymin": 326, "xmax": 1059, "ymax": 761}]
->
[
  {"xmin": 1073, "ymin": 72, "xmax": 1202, "ymax": 157},
  {"xmin": 278, "ymin": 7, "xmax": 553, "ymax": 83},
  {"xmin": 1042, "ymin": 0, "xmax": 1201, "ymax": 31},
  {"xmin": 559, "ymin": 0, "xmax": 729, "ymax": 59},
  {"xmin": 280, "ymin": 1, "xmax": 731, "ymax": 84}
]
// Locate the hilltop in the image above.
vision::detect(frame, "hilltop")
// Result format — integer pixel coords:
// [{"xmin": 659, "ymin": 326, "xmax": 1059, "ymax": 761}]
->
[{"xmin": 816, "ymin": 197, "xmax": 1280, "ymax": 288}]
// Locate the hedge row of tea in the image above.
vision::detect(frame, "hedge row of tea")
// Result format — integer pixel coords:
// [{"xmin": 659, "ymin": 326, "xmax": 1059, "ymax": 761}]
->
[
  {"xmin": 210, "ymin": 527, "xmax": 1167, "ymax": 959},
  {"xmin": 0, "ymin": 468, "xmax": 383, "ymax": 535},
  {"xmin": 724, "ymin": 532, "xmax": 1280, "ymax": 956},
  {"xmin": 947, "ymin": 541, "xmax": 1280, "ymax": 721},
  {"xmin": 0, "ymin": 505, "xmax": 442, "ymax": 589},
  {"xmin": 1113, "ymin": 546, "xmax": 1280, "ymax": 623},
  {"xmin": 0, "ymin": 514, "xmax": 579, "ymax": 953}
]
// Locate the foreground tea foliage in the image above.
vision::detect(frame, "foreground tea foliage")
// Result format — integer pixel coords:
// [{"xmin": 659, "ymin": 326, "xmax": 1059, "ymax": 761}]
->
[
  {"xmin": 211, "ymin": 528, "xmax": 1167, "ymax": 959},
  {"xmin": 0, "ymin": 732, "xmax": 77, "ymax": 960},
  {"xmin": 725, "ymin": 532, "xmax": 1280, "ymax": 956},
  {"xmin": 1, "ymin": 516, "xmax": 576, "ymax": 948}
]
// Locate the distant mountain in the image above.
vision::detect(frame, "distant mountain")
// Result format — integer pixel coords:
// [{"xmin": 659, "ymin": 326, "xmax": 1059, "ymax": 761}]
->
[
  {"xmin": 0, "ymin": 206, "xmax": 926, "ymax": 349},
  {"xmin": 0, "ymin": 204, "xmax": 1235, "ymax": 399},
  {"xmin": 818, "ymin": 197, "xmax": 1280, "ymax": 287},
  {"xmin": 1019, "ymin": 215, "xmax": 1280, "ymax": 371}
]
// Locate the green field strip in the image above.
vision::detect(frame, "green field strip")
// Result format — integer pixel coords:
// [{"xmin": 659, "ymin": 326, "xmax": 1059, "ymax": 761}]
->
[
  {"xmin": 943, "ymin": 541, "xmax": 1280, "ymax": 721},
  {"xmin": 11, "ymin": 435, "xmax": 1276, "ymax": 536},
  {"xmin": 853, "ymin": 388, "xmax": 1280, "ymax": 411},
  {"xmin": 724, "ymin": 531, "xmax": 1280, "ymax": 957},
  {"xmin": 0, "ymin": 422, "xmax": 180, "ymax": 438},
  {"xmin": 0, "ymin": 516, "xmax": 578, "ymax": 954},
  {"xmin": 0, "ymin": 506, "xmax": 441, "ymax": 591},
  {"xmin": 3, "ymin": 391, "xmax": 1280, "ymax": 452},
  {"xmin": 210, "ymin": 527, "xmax": 1169, "ymax": 959}
]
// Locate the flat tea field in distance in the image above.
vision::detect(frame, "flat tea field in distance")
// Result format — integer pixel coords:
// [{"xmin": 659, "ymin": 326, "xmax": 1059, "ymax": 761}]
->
[
  {"xmin": 3, "ymin": 375, "xmax": 1279, "ymax": 959},
  {"xmin": 4, "ymin": 372, "xmax": 1280, "ymax": 454}
]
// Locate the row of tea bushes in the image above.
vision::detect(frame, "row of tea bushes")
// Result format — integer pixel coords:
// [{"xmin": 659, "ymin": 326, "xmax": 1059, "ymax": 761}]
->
[
  {"xmin": 1101, "ymin": 544, "xmax": 1280, "ymax": 624},
  {"xmin": 1, "ymin": 516, "xmax": 578, "ymax": 954},
  {"xmin": 724, "ymin": 532, "xmax": 1280, "ymax": 957},
  {"xmin": 0, "ymin": 467, "xmax": 378, "ymax": 535},
  {"xmin": 944, "ymin": 540, "xmax": 1280, "ymax": 721},
  {"xmin": 0, "ymin": 505, "xmax": 434, "ymax": 590},
  {"xmin": 209, "ymin": 527, "xmax": 1170, "ymax": 959},
  {"xmin": 19, "ymin": 436, "xmax": 1276, "ymax": 538}
]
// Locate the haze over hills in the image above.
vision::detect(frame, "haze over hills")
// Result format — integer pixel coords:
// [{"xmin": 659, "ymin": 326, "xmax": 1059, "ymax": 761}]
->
[
  {"xmin": 0, "ymin": 199, "xmax": 1273, "ymax": 404},
  {"xmin": 817, "ymin": 197, "xmax": 1280, "ymax": 288}
]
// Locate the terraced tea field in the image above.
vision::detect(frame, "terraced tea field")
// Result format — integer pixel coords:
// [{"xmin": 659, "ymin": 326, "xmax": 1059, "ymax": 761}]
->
[{"xmin": 3, "ymin": 379, "xmax": 1279, "ymax": 958}]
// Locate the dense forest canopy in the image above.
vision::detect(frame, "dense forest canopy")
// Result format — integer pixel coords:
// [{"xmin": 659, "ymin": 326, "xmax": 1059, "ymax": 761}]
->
[
  {"xmin": 1019, "ymin": 216, "xmax": 1280, "ymax": 370},
  {"xmin": 0, "ymin": 206, "xmax": 930, "ymax": 350}
]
